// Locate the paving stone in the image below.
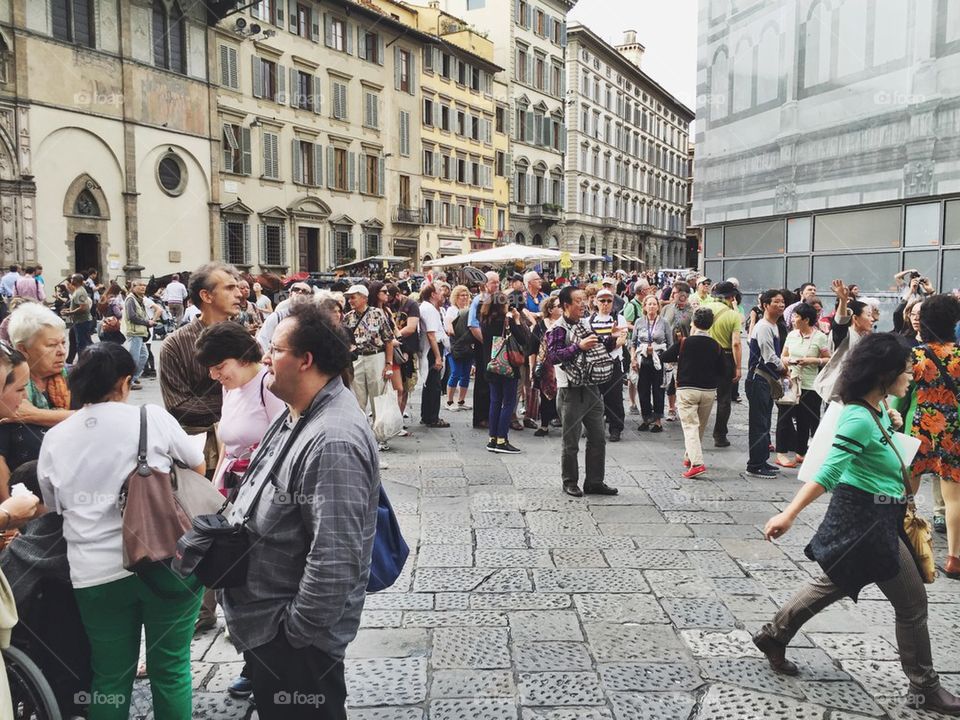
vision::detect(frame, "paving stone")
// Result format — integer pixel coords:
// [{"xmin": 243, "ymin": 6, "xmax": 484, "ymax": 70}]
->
[
  {"xmin": 552, "ymin": 548, "xmax": 608, "ymax": 567},
  {"xmin": 509, "ymin": 610, "xmax": 584, "ymax": 642},
  {"xmin": 574, "ymin": 593, "xmax": 669, "ymax": 623},
  {"xmin": 709, "ymin": 576, "xmax": 768, "ymax": 595},
  {"xmin": 664, "ymin": 510, "xmax": 735, "ymax": 524},
  {"xmin": 840, "ymin": 660, "xmax": 910, "ymax": 696},
  {"xmin": 644, "ymin": 569, "xmax": 717, "ymax": 598},
  {"xmin": 608, "ymin": 691, "xmax": 697, "ymax": 720},
  {"xmin": 661, "ymin": 598, "xmax": 737, "ymax": 629},
  {"xmin": 582, "ymin": 488, "xmax": 651, "ymax": 505},
  {"xmin": 526, "ymin": 511, "xmax": 599, "ymax": 534},
  {"xmin": 598, "ymin": 662, "xmax": 703, "ymax": 692},
  {"xmin": 474, "ymin": 568, "xmax": 533, "ymax": 592},
  {"xmin": 698, "ymin": 657, "xmax": 805, "ymax": 699},
  {"xmin": 599, "ymin": 522, "xmax": 694, "ymax": 537},
  {"xmin": 518, "ymin": 492, "xmax": 589, "ymax": 510},
  {"xmin": 520, "ymin": 709, "xmax": 613, "ymax": 720},
  {"xmin": 517, "ymin": 671, "xmax": 606, "ymax": 706},
  {"xmin": 348, "ymin": 708, "xmax": 424, "ymax": 720},
  {"xmin": 636, "ymin": 536, "xmax": 724, "ymax": 551},
  {"xmin": 402, "ymin": 611, "xmax": 507, "ymax": 627},
  {"xmin": 365, "ymin": 593, "xmax": 434, "ymax": 611},
  {"xmin": 473, "ymin": 511, "xmax": 527, "ymax": 528},
  {"xmin": 475, "ymin": 548, "xmax": 554, "ymax": 567},
  {"xmin": 348, "ymin": 628, "xmax": 431, "ymax": 659},
  {"xmin": 418, "ymin": 545, "xmax": 474, "ymax": 567},
  {"xmin": 428, "ymin": 699, "xmax": 517, "ymax": 719},
  {"xmin": 188, "ymin": 692, "xmax": 255, "ymax": 719},
  {"xmin": 361, "ymin": 610, "xmax": 404, "ymax": 628},
  {"xmin": 799, "ymin": 680, "xmax": 884, "ymax": 715},
  {"xmin": 695, "ymin": 682, "xmax": 827, "ymax": 720},
  {"xmin": 513, "ymin": 641, "xmax": 594, "ymax": 671},
  {"xmin": 431, "ymin": 627, "xmax": 511, "ymax": 668},
  {"xmin": 430, "ymin": 669, "xmax": 515, "ymax": 698},
  {"xmin": 603, "ymin": 548, "xmax": 693, "ymax": 568},
  {"xmin": 529, "ymin": 534, "xmax": 635, "ymax": 549},
  {"xmin": 413, "ymin": 567, "xmax": 493, "ymax": 592},
  {"xmin": 346, "ymin": 657, "xmax": 428, "ymax": 706},
  {"xmin": 420, "ymin": 527, "xmax": 473, "ymax": 545},
  {"xmin": 470, "ymin": 593, "xmax": 572, "ymax": 610},
  {"xmin": 470, "ymin": 491, "xmax": 522, "ymax": 512},
  {"xmin": 750, "ymin": 569, "xmax": 813, "ymax": 590},
  {"xmin": 199, "ymin": 661, "xmax": 239, "ymax": 692},
  {"xmin": 476, "ymin": 528, "xmax": 528, "ymax": 548},
  {"xmin": 808, "ymin": 633, "xmax": 898, "ymax": 660},
  {"xmin": 535, "ymin": 568, "xmax": 650, "ymax": 593},
  {"xmin": 584, "ymin": 622, "xmax": 689, "ymax": 662},
  {"xmin": 689, "ymin": 523, "xmax": 763, "ymax": 539},
  {"xmin": 685, "ymin": 550, "xmax": 746, "ymax": 577},
  {"xmin": 589, "ymin": 505, "xmax": 665, "ymax": 524},
  {"xmin": 681, "ymin": 629, "xmax": 757, "ymax": 658},
  {"xmin": 720, "ymin": 594, "xmax": 780, "ymax": 621},
  {"xmin": 434, "ymin": 592, "xmax": 471, "ymax": 610}
]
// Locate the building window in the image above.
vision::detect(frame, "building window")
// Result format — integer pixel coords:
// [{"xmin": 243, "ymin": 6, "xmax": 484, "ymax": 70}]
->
[
  {"xmin": 495, "ymin": 107, "xmax": 505, "ymax": 133},
  {"xmin": 471, "ymin": 66, "xmax": 481, "ymax": 92},
  {"xmin": 363, "ymin": 31, "xmax": 380, "ymax": 63},
  {"xmin": 252, "ymin": 58, "xmax": 281, "ymax": 102},
  {"xmin": 364, "ymin": 229, "xmax": 381, "ymax": 257},
  {"xmin": 398, "ymin": 49, "xmax": 411, "ymax": 93},
  {"xmin": 261, "ymin": 222, "xmax": 287, "ymax": 266},
  {"xmin": 252, "ymin": 0, "xmax": 276, "ymax": 21},
  {"xmin": 362, "ymin": 154, "xmax": 383, "ymax": 195},
  {"xmin": 262, "ymin": 131, "xmax": 279, "ymax": 179},
  {"xmin": 495, "ymin": 151, "xmax": 506, "ymax": 177},
  {"xmin": 441, "ymin": 154, "xmax": 452, "ymax": 180},
  {"xmin": 363, "ymin": 92, "xmax": 379, "ymax": 129},
  {"xmin": 222, "ymin": 123, "xmax": 251, "ymax": 175},
  {"xmin": 75, "ymin": 189, "xmax": 100, "ymax": 216},
  {"xmin": 332, "ymin": 226, "xmax": 352, "ymax": 265},
  {"xmin": 52, "ymin": 0, "xmax": 95, "ymax": 47},
  {"xmin": 441, "ymin": 53, "xmax": 452, "ymax": 79},
  {"xmin": 423, "ymin": 98, "xmax": 434, "ymax": 127},
  {"xmin": 457, "ymin": 157, "xmax": 466, "ymax": 183},
  {"xmin": 423, "ymin": 198, "xmax": 435, "ymax": 224},
  {"xmin": 440, "ymin": 105, "xmax": 451, "ymax": 132},
  {"xmin": 219, "ymin": 45, "xmax": 239, "ymax": 89},
  {"xmin": 423, "ymin": 149, "xmax": 435, "ymax": 176},
  {"xmin": 222, "ymin": 219, "xmax": 251, "ymax": 266},
  {"xmin": 292, "ymin": 140, "xmax": 320, "ymax": 186},
  {"xmin": 293, "ymin": 70, "xmax": 315, "ymax": 110},
  {"xmin": 157, "ymin": 153, "xmax": 187, "ymax": 196},
  {"xmin": 294, "ymin": 3, "xmax": 312, "ymax": 39},
  {"xmin": 331, "ymin": 81, "xmax": 348, "ymax": 120},
  {"xmin": 332, "ymin": 147, "xmax": 351, "ymax": 191}
]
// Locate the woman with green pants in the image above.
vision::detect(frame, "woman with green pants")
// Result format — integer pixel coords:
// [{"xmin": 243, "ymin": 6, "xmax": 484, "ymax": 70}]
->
[{"xmin": 38, "ymin": 342, "xmax": 206, "ymax": 719}]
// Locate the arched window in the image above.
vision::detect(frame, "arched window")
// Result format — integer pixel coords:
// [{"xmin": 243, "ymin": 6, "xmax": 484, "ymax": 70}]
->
[
  {"xmin": 732, "ymin": 38, "xmax": 753, "ymax": 113},
  {"xmin": 578, "ymin": 234, "xmax": 586, "ymax": 254},
  {"xmin": 803, "ymin": 2, "xmax": 832, "ymax": 88},
  {"xmin": 756, "ymin": 26, "xmax": 780, "ymax": 104},
  {"xmin": 710, "ymin": 48, "xmax": 729, "ymax": 121},
  {"xmin": 836, "ymin": 0, "xmax": 867, "ymax": 77},
  {"xmin": 153, "ymin": 1, "xmax": 187, "ymax": 73},
  {"xmin": 532, "ymin": 234, "xmax": 542, "ymax": 246},
  {"xmin": 874, "ymin": 1, "xmax": 907, "ymax": 64},
  {"xmin": 515, "ymin": 231, "xmax": 526, "ymax": 245},
  {"xmin": 75, "ymin": 189, "xmax": 100, "ymax": 217}
]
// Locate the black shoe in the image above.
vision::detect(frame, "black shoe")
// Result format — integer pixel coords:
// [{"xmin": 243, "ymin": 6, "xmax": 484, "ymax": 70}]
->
[
  {"xmin": 934, "ymin": 515, "xmax": 947, "ymax": 534},
  {"xmin": 584, "ymin": 482, "xmax": 619, "ymax": 496},
  {"xmin": 650, "ymin": 424, "xmax": 663, "ymax": 434},
  {"xmin": 491, "ymin": 442, "xmax": 521, "ymax": 454},
  {"xmin": 752, "ymin": 630, "xmax": 799, "ymax": 676},
  {"xmin": 762, "ymin": 463, "xmax": 782, "ymax": 474},
  {"xmin": 714, "ymin": 437, "xmax": 731, "ymax": 447},
  {"xmin": 562, "ymin": 483, "xmax": 583, "ymax": 497},
  {"xmin": 523, "ymin": 418, "xmax": 539, "ymax": 429},
  {"xmin": 745, "ymin": 467, "xmax": 778, "ymax": 479},
  {"xmin": 227, "ymin": 675, "xmax": 253, "ymax": 699},
  {"xmin": 907, "ymin": 685, "xmax": 960, "ymax": 715},
  {"xmin": 485, "ymin": 439, "xmax": 497, "ymax": 452},
  {"xmin": 609, "ymin": 430, "xmax": 621, "ymax": 442},
  {"xmin": 534, "ymin": 427, "xmax": 548, "ymax": 437},
  {"xmin": 638, "ymin": 422, "xmax": 650, "ymax": 432}
]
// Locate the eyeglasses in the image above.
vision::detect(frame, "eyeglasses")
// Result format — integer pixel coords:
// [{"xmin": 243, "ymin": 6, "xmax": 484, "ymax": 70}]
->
[
  {"xmin": 597, "ymin": 298, "xmax": 613, "ymax": 303},
  {"xmin": 290, "ymin": 287, "xmax": 311, "ymax": 295},
  {"xmin": 267, "ymin": 344, "xmax": 291, "ymax": 356}
]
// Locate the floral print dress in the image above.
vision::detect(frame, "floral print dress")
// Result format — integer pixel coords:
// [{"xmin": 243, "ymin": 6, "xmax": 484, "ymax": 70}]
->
[{"xmin": 908, "ymin": 342, "xmax": 960, "ymax": 482}]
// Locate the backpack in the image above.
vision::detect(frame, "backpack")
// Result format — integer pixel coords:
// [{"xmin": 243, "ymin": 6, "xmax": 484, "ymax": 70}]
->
[
  {"xmin": 560, "ymin": 318, "xmax": 615, "ymax": 386},
  {"xmin": 450, "ymin": 308, "xmax": 475, "ymax": 360}
]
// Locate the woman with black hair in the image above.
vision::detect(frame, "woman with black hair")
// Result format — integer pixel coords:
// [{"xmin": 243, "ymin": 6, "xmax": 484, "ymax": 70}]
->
[
  {"xmin": 480, "ymin": 292, "xmax": 529, "ymax": 453},
  {"xmin": 899, "ymin": 294, "xmax": 960, "ymax": 573},
  {"xmin": 36, "ymin": 342, "xmax": 206, "ymax": 720},
  {"xmin": 754, "ymin": 333, "xmax": 960, "ymax": 715}
]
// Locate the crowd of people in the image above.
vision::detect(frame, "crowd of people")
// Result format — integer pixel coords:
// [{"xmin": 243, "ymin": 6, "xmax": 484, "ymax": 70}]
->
[{"xmin": 0, "ymin": 259, "xmax": 956, "ymax": 716}]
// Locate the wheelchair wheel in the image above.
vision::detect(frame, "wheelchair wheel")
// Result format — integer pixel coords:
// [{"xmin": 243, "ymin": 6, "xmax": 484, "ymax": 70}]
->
[{"xmin": 3, "ymin": 645, "xmax": 61, "ymax": 720}]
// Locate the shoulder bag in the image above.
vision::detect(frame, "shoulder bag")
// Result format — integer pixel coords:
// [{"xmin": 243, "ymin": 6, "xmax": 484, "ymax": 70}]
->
[
  {"xmin": 486, "ymin": 320, "xmax": 516, "ymax": 377},
  {"xmin": 857, "ymin": 402, "xmax": 936, "ymax": 584},
  {"xmin": 367, "ymin": 485, "xmax": 410, "ymax": 592}
]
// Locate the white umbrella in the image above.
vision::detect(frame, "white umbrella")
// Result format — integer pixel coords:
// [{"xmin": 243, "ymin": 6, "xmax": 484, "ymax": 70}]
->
[{"xmin": 423, "ymin": 243, "xmax": 564, "ymax": 268}]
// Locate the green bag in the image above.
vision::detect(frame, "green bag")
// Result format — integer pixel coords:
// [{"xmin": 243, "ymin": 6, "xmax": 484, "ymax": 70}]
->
[{"xmin": 486, "ymin": 335, "xmax": 514, "ymax": 377}]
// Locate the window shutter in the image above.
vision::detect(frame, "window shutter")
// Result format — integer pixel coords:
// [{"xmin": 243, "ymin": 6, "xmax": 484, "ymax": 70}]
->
[
  {"xmin": 220, "ymin": 221, "xmax": 229, "ymax": 260},
  {"xmin": 394, "ymin": 47, "xmax": 401, "ymax": 90},
  {"xmin": 346, "ymin": 22, "xmax": 354, "ymax": 54},
  {"xmin": 357, "ymin": 26, "xmax": 366, "ymax": 59},
  {"xmin": 400, "ymin": 111, "xmax": 410, "ymax": 156},
  {"xmin": 378, "ymin": 157, "xmax": 385, "ymax": 197},
  {"xmin": 219, "ymin": 45, "xmax": 229, "ymax": 86},
  {"xmin": 251, "ymin": 57, "xmax": 262, "ymax": 98},
  {"xmin": 276, "ymin": 64, "xmax": 286, "ymax": 103},
  {"xmin": 560, "ymin": 21, "xmax": 567, "ymax": 46},
  {"xmin": 547, "ymin": 16, "xmax": 554, "ymax": 40},
  {"xmin": 259, "ymin": 224, "xmax": 267, "ymax": 263},
  {"xmin": 222, "ymin": 126, "xmax": 234, "ymax": 173},
  {"xmin": 373, "ymin": 95, "xmax": 379, "ymax": 128},
  {"xmin": 349, "ymin": 152, "xmax": 356, "ymax": 190},
  {"xmin": 271, "ymin": 133, "xmax": 280, "ymax": 178},
  {"xmin": 289, "ymin": 67, "xmax": 298, "ymax": 107},
  {"xmin": 243, "ymin": 223, "xmax": 252, "ymax": 264},
  {"xmin": 311, "ymin": 15, "xmax": 320, "ymax": 42},
  {"xmin": 423, "ymin": 45, "xmax": 432, "ymax": 70},
  {"xmin": 324, "ymin": 13, "xmax": 333, "ymax": 47},
  {"xmin": 485, "ymin": 119, "xmax": 492, "ymax": 144},
  {"xmin": 313, "ymin": 76, "xmax": 322, "ymax": 114},
  {"xmin": 434, "ymin": 102, "xmax": 441, "ymax": 128},
  {"xmin": 289, "ymin": 2, "xmax": 298, "ymax": 32},
  {"xmin": 377, "ymin": 35, "xmax": 385, "ymax": 66},
  {"xmin": 525, "ymin": 111, "xmax": 534, "ymax": 142},
  {"xmin": 250, "ymin": 3, "xmax": 260, "ymax": 19},
  {"xmin": 313, "ymin": 143, "xmax": 323, "ymax": 186},
  {"xmin": 526, "ymin": 175, "xmax": 532, "ymax": 204},
  {"xmin": 525, "ymin": 4, "xmax": 532, "ymax": 29},
  {"xmin": 542, "ymin": 117, "xmax": 551, "ymax": 146},
  {"xmin": 292, "ymin": 139, "xmax": 303, "ymax": 183},
  {"xmin": 262, "ymin": 133, "xmax": 271, "ymax": 177},
  {"xmin": 274, "ymin": 0, "xmax": 284, "ymax": 27},
  {"xmin": 359, "ymin": 154, "xmax": 367, "ymax": 193},
  {"xmin": 241, "ymin": 128, "xmax": 252, "ymax": 175},
  {"xmin": 326, "ymin": 146, "xmax": 334, "ymax": 189},
  {"xmin": 433, "ymin": 47, "xmax": 440, "ymax": 71},
  {"xmin": 409, "ymin": 53, "xmax": 417, "ymax": 95}
]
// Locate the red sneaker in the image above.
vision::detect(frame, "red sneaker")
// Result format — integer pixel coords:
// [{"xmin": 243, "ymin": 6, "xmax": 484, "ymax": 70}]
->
[
  {"xmin": 683, "ymin": 464, "xmax": 707, "ymax": 479},
  {"xmin": 683, "ymin": 458, "xmax": 691, "ymax": 468}
]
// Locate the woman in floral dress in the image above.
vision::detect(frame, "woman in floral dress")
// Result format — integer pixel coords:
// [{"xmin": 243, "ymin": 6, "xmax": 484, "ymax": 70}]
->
[{"xmin": 901, "ymin": 294, "xmax": 960, "ymax": 577}]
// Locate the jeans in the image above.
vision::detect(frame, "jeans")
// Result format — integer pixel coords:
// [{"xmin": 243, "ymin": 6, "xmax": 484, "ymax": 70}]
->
[
  {"xmin": 73, "ymin": 566, "xmax": 202, "ymax": 720},
  {"xmin": 767, "ymin": 539, "xmax": 938, "ymax": 691},
  {"xmin": 488, "ymin": 375, "xmax": 518, "ymax": 440},
  {"xmin": 745, "ymin": 374, "xmax": 774, "ymax": 470},
  {"xmin": 126, "ymin": 335, "xmax": 149, "ymax": 381},
  {"xmin": 713, "ymin": 351, "xmax": 735, "ymax": 440},
  {"xmin": 68, "ymin": 319, "xmax": 95, "ymax": 363},
  {"xmin": 637, "ymin": 361, "xmax": 664, "ymax": 422},
  {"xmin": 447, "ymin": 355, "xmax": 473, "ymax": 388},
  {"xmin": 420, "ymin": 348, "xmax": 443, "ymax": 424},
  {"xmin": 558, "ymin": 385, "xmax": 606, "ymax": 488},
  {"xmin": 775, "ymin": 388, "xmax": 822, "ymax": 456},
  {"xmin": 244, "ymin": 624, "xmax": 347, "ymax": 720},
  {"xmin": 598, "ymin": 361, "xmax": 625, "ymax": 432}
]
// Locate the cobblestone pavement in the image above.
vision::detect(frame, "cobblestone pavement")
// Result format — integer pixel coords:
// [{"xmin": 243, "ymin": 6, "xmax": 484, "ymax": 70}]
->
[{"xmin": 128, "ymin": 375, "xmax": 959, "ymax": 719}]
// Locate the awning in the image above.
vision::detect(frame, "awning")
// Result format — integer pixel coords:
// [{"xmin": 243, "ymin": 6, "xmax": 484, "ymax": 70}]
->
[
  {"xmin": 629, "ymin": 256, "xmax": 645, "ymax": 263},
  {"xmin": 333, "ymin": 255, "xmax": 409, "ymax": 270},
  {"xmin": 613, "ymin": 253, "xmax": 630, "ymax": 262}
]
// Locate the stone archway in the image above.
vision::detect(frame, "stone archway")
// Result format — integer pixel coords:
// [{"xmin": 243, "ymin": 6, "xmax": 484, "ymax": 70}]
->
[{"xmin": 63, "ymin": 174, "xmax": 110, "ymax": 278}]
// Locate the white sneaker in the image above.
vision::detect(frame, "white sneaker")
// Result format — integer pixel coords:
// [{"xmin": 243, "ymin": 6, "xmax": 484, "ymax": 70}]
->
[
  {"xmin": 446, "ymin": 402, "xmax": 456, "ymax": 411},
  {"xmin": 378, "ymin": 441, "xmax": 390, "ymax": 452},
  {"xmin": 396, "ymin": 429, "xmax": 410, "ymax": 437},
  {"xmin": 458, "ymin": 401, "xmax": 472, "ymax": 411}
]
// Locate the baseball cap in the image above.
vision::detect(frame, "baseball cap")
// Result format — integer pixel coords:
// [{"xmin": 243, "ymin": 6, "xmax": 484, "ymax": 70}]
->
[
  {"xmin": 711, "ymin": 281, "xmax": 737, "ymax": 298},
  {"xmin": 509, "ymin": 272, "xmax": 524, "ymax": 282},
  {"xmin": 601, "ymin": 276, "xmax": 616, "ymax": 286},
  {"xmin": 596, "ymin": 288, "xmax": 614, "ymax": 299},
  {"xmin": 697, "ymin": 276, "xmax": 712, "ymax": 286},
  {"xmin": 345, "ymin": 284, "xmax": 369, "ymax": 297}
]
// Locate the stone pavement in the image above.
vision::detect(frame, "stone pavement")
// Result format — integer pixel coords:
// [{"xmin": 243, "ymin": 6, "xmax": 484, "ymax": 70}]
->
[{"xmin": 128, "ymin": 374, "xmax": 960, "ymax": 720}]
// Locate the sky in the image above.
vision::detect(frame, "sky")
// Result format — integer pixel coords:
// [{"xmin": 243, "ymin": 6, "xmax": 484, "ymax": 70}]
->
[{"xmin": 567, "ymin": 0, "xmax": 699, "ymax": 113}]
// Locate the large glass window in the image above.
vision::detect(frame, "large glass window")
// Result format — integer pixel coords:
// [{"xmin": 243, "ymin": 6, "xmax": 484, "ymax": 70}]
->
[
  {"xmin": 943, "ymin": 200, "xmax": 960, "ymax": 245},
  {"xmin": 704, "ymin": 260, "xmax": 722, "ymax": 284},
  {"xmin": 723, "ymin": 220, "xmax": 784, "ymax": 256},
  {"xmin": 942, "ymin": 250, "xmax": 960, "ymax": 291},
  {"xmin": 704, "ymin": 227, "xmax": 722, "ymax": 258},
  {"xmin": 812, "ymin": 252, "xmax": 898, "ymax": 294},
  {"xmin": 786, "ymin": 256, "xmax": 809, "ymax": 292},
  {"xmin": 903, "ymin": 251, "xmax": 938, "ymax": 288},
  {"xmin": 814, "ymin": 207, "xmax": 901, "ymax": 251},
  {"xmin": 722, "ymin": 258, "xmax": 784, "ymax": 295},
  {"xmin": 904, "ymin": 203, "xmax": 940, "ymax": 247},
  {"xmin": 787, "ymin": 216, "xmax": 811, "ymax": 253}
]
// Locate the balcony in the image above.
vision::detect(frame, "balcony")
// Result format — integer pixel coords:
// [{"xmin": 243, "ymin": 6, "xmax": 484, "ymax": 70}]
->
[
  {"xmin": 392, "ymin": 206, "xmax": 423, "ymax": 225},
  {"xmin": 526, "ymin": 204, "xmax": 562, "ymax": 223},
  {"xmin": 602, "ymin": 215, "xmax": 620, "ymax": 229}
]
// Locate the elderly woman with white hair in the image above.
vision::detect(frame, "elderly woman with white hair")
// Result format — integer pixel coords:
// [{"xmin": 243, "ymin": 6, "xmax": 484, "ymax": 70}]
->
[{"xmin": 0, "ymin": 303, "xmax": 73, "ymax": 499}]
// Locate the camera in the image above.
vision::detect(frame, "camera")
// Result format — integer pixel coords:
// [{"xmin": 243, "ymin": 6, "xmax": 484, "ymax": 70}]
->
[
  {"xmin": 909, "ymin": 271, "xmax": 921, "ymax": 280},
  {"xmin": 508, "ymin": 293, "xmax": 524, "ymax": 311}
]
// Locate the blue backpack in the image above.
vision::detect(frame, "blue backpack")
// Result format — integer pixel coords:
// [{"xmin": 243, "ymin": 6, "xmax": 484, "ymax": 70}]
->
[{"xmin": 367, "ymin": 485, "xmax": 409, "ymax": 592}]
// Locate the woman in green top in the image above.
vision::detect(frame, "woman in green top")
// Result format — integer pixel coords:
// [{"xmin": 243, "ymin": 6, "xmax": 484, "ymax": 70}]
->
[{"xmin": 753, "ymin": 333, "xmax": 960, "ymax": 716}]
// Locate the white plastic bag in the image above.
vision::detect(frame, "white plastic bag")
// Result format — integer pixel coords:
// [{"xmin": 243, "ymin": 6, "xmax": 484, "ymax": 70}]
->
[{"xmin": 373, "ymin": 389, "xmax": 403, "ymax": 442}]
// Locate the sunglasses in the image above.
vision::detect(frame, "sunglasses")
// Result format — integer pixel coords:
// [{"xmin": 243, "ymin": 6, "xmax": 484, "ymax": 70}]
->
[
  {"xmin": 597, "ymin": 298, "xmax": 613, "ymax": 303},
  {"xmin": 290, "ymin": 287, "xmax": 311, "ymax": 294}
]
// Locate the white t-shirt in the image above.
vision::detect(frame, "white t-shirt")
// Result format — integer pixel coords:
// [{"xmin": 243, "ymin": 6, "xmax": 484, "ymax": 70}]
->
[
  {"xmin": 588, "ymin": 312, "xmax": 628, "ymax": 360},
  {"xmin": 163, "ymin": 280, "xmax": 188, "ymax": 304},
  {"xmin": 419, "ymin": 301, "xmax": 448, "ymax": 359},
  {"xmin": 181, "ymin": 304, "xmax": 201, "ymax": 325},
  {"xmin": 38, "ymin": 402, "xmax": 204, "ymax": 588}
]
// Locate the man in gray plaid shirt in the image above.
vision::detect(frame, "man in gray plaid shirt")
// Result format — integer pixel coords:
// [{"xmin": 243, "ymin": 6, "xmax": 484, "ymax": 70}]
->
[{"xmin": 221, "ymin": 301, "xmax": 380, "ymax": 719}]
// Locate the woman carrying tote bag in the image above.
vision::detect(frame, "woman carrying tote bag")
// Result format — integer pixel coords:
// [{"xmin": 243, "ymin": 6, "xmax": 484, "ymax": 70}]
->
[
  {"xmin": 37, "ymin": 343, "xmax": 206, "ymax": 720},
  {"xmin": 753, "ymin": 333, "xmax": 960, "ymax": 716}
]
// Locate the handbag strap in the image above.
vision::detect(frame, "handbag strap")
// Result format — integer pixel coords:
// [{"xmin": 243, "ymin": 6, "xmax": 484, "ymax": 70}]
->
[
  {"xmin": 852, "ymin": 400, "xmax": 911, "ymax": 495},
  {"xmin": 135, "ymin": 405, "xmax": 150, "ymax": 477}
]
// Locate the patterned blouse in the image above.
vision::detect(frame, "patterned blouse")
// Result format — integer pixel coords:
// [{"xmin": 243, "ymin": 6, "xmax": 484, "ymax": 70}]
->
[
  {"xmin": 344, "ymin": 306, "xmax": 395, "ymax": 355},
  {"xmin": 907, "ymin": 342, "xmax": 960, "ymax": 482}
]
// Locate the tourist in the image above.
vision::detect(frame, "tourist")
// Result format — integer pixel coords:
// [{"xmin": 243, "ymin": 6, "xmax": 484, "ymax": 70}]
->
[
  {"xmin": 163, "ymin": 273, "xmax": 189, "ymax": 324},
  {"xmin": 343, "ymin": 284, "xmax": 395, "ymax": 447},
  {"xmin": 444, "ymin": 285, "xmax": 473, "ymax": 411},
  {"xmin": 590, "ymin": 287, "xmax": 628, "ymax": 442},
  {"xmin": 61, "ymin": 273, "xmax": 94, "ymax": 363},
  {"xmin": 745, "ymin": 289, "xmax": 786, "ymax": 478},
  {"xmin": 480, "ymin": 291, "xmax": 528, "ymax": 453},
  {"xmin": 418, "ymin": 283, "xmax": 449, "ymax": 429},
  {"xmin": 469, "ymin": 272, "xmax": 501, "ymax": 429},
  {"xmin": 122, "ymin": 278, "xmax": 154, "ymax": 390},
  {"xmin": 630, "ymin": 294, "xmax": 669, "ymax": 433},
  {"xmin": 386, "ymin": 283, "xmax": 420, "ymax": 421}
]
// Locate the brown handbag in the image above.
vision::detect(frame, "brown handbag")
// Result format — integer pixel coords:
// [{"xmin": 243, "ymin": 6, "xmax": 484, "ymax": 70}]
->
[{"xmin": 119, "ymin": 406, "xmax": 192, "ymax": 572}]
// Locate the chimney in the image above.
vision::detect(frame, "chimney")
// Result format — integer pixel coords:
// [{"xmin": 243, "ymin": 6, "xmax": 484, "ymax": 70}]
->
[
  {"xmin": 616, "ymin": 29, "xmax": 644, "ymax": 69},
  {"xmin": 428, "ymin": 0, "xmax": 439, "ymax": 8}
]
